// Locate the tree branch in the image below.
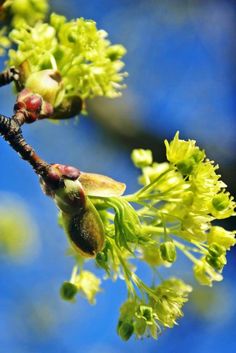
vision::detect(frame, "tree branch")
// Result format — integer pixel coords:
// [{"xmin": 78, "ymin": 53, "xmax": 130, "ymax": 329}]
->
[
  {"xmin": 0, "ymin": 113, "xmax": 50, "ymax": 177},
  {"xmin": 0, "ymin": 67, "xmax": 23, "ymax": 91}
]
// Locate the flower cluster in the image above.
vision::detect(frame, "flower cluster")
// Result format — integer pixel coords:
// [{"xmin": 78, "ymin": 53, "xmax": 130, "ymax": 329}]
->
[
  {"xmin": 41, "ymin": 133, "xmax": 235, "ymax": 340},
  {"xmin": 131, "ymin": 132, "xmax": 235, "ymax": 286},
  {"xmin": 117, "ymin": 278, "xmax": 191, "ymax": 340},
  {"xmin": 0, "ymin": 0, "xmax": 48, "ymax": 55},
  {"xmin": 7, "ymin": 12, "xmax": 126, "ymax": 112},
  {"xmin": 2, "ymin": 0, "xmax": 48, "ymax": 27}
]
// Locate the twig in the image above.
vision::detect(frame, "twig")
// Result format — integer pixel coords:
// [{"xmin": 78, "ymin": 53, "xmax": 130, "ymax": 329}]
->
[
  {"xmin": 0, "ymin": 67, "xmax": 23, "ymax": 91},
  {"xmin": 0, "ymin": 113, "xmax": 50, "ymax": 177}
]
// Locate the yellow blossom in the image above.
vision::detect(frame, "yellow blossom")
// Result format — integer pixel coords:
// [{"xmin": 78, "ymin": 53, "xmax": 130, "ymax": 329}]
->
[{"xmin": 75, "ymin": 270, "xmax": 101, "ymax": 304}]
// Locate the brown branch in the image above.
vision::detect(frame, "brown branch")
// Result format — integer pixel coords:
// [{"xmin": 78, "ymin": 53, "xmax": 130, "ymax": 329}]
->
[
  {"xmin": 0, "ymin": 113, "xmax": 50, "ymax": 177},
  {"xmin": 0, "ymin": 67, "xmax": 23, "ymax": 91}
]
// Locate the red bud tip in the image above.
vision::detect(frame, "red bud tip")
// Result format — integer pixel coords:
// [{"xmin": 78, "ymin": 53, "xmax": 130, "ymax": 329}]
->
[
  {"xmin": 52, "ymin": 164, "xmax": 81, "ymax": 180},
  {"xmin": 24, "ymin": 94, "xmax": 42, "ymax": 112},
  {"xmin": 42, "ymin": 164, "xmax": 81, "ymax": 190}
]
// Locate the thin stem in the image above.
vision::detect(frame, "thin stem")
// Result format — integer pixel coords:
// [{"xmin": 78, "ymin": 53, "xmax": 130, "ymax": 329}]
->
[
  {"xmin": 70, "ymin": 265, "xmax": 79, "ymax": 283},
  {"xmin": 174, "ymin": 240, "xmax": 199, "ymax": 265},
  {"xmin": 112, "ymin": 240, "xmax": 159, "ymax": 301},
  {"xmin": 152, "ymin": 267, "xmax": 164, "ymax": 283},
  {"xmin": 191, "ymin": 240, "xmax": 208, "ymax": 254},
  {"xmin": 112, "ymin": 241, "xmax": 136, "ymax": 297},
  {"xmin": 141, "ymin": 225, "xmax": 178, "ymax": 235},
  {"xmin": 132, "ymin": 168, "xmax": 172, "ymax": 198}
]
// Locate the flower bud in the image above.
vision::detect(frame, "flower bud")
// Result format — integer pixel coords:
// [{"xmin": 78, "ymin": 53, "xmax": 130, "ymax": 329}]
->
[
  {"xmin": 39, "ymin": 164, "xmax": 125, "ymax": 257},
  {"xmin": 60, "ymin": 281, "xmax": 78, "ymax": 301},
  {"xmin": 25, "ymin": 69, "xmax": 64, "ymax": 106},
  {"xmin": 52, "ymin": 164, "xmax": 80, "ymax": 181},
  {"xmin": 210, "ymin": 192, "xmax": 235, "ymax": 219},
  {"xmin": 208, "ymin": 243, "xmax": 225, "ymax": 257},
  {"xmin": 131, "ymin": 149, "xmax": 153, "ymax": 168},
  {"xmin": 205, "ymin": 254, "xmax": 226, "ymax": 272},
  {"xmin": 54, "ymin": 179, "xmax": 86, "ymax": 214},
  {"xmin": 142, "ymin": 244, "xmax": 170, "ymax": 267},
  {"xmin": 176, "ymin": 150, "xmax": 205, "ymax": 175},
  {"xmin": 15, "ymin": 88, "xmax": 54, "ymax": 122},
  {"xmin": 160, "ymin": 241, "xmax": 177, "ymax": 263},
  {"xmin": 137, "ymin": 305, "xmax": 153, "ymax": 322},
  {"xmin": 96, "ymin": 251, "xmax": 108, "ymax": 267},
  {"xmin": 61, "ymin": 198, "xmax": 104, "ymax": 257},
  {"xmin": 117, "ymin": 320, "xmax": 134, "ymax": 341},
  {"xmin": 205, "ymin": 243, "xmax": 226, "ymax": 272},
  {"xmin": 176, "ymin": 157, "xmax": 195, "ymax": 175}
]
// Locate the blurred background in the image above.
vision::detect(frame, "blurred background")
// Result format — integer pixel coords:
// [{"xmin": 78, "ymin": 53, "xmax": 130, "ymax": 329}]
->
[{"xmin": 0, "ymin": 0, "xmax": 236, "ymax": 352}]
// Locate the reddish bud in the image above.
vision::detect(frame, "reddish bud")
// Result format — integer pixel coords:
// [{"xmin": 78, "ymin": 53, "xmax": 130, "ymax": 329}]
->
[
  {"xmin": 23, "ymin": 94, "xmax": 42, "ymax": 112},
  {"xmin": 15, "ymin": 88, "xmax": 54, "ymax": 123},
  {"xmin": 52, "ymin": 164, "xmax": 81, "ymax": 180},
  {"xmin": 41, "ymin": 164, "xmax": 81, "ymax": 191}
]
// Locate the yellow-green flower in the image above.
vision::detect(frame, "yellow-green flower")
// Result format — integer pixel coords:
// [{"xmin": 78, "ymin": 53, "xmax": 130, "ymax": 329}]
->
[
  {"xmin": 8, "ymin": 12, "xmax": 127, "ymax": 111},
  {"xmin": 207, "ymin": 226, "xmax": 236, "ymax": 250},
  {"xmin": 193, "ymin": 259, "xmax": 223, "ymax": 286},
  {"xmin": 165, "ymin": 131, "xmax": 205, "ymax": 174},
  {"xmin": 210, "ymin": 192, "xmax": 235, "ymax": 219},
  {"xmin": 141, "ymin": 244, "xmax": 171, "ymax": 267},
  {"xmin": 131, "ymin": 149, "xmax": 153, "ymax": 168},
  {"xmin": 153, "ymin": 278, "xmax": 192, "ymax": 328},
  {"xmin": 3, "ymin": 0, "xmax": 49, "ymax": 27},
  {"xmin": 75, "ymin": 270, "xmax": 101, "ymax": 304}
]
